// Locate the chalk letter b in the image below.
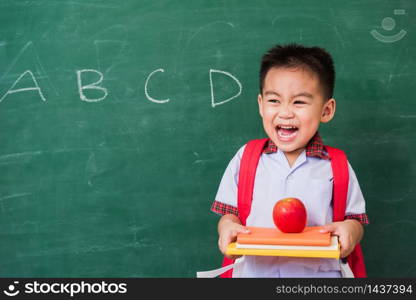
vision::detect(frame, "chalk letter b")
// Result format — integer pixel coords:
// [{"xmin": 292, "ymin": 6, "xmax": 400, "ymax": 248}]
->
[{"xmin": 77, "ymin": 69, "xmax": 108, "ymax": 102}]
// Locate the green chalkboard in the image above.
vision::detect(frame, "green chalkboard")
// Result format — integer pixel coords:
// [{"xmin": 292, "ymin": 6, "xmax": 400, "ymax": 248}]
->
[{"xmin": 0, "ymin": 0, "xmax": 415, "ymax": 277}]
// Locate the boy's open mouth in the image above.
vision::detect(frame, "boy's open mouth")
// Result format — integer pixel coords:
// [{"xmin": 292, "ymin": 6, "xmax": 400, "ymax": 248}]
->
[{"xmin": 276, "ymin": 125, "xmax": 299, "ymax": 141}]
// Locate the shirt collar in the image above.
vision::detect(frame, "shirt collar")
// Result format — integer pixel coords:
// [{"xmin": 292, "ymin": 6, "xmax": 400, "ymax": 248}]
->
[{"xmin": 262, "ymin": 132, "xmax": 330, "ymax": 160}]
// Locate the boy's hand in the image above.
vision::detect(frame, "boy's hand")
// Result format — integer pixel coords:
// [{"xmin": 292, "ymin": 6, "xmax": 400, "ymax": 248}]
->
[
  {"xmin": 218, "ymin": 214, "xmax": 250, "ymax": 260},
  {"xmin": 319, "ymin": 219, "xmax": 364, "ymax": 258}
]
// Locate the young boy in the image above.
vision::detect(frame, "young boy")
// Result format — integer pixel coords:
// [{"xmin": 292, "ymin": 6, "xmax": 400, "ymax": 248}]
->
[{"xmin": 211, "ymin": 44, "xmax": 368, "ymax": 277}]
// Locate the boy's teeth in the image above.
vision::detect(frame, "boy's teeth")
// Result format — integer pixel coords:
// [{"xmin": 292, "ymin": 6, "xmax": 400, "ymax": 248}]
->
[
  {"xmin": 279, "ymin": 126, "xmax": 297, "ymax": 129},
  {"xmin": 277, "ymin": 127, "xmax": 298, "ymax": 139},
  {"xmin": 277, "ymin": 125, "xmax": 299, "ymax": 140}
]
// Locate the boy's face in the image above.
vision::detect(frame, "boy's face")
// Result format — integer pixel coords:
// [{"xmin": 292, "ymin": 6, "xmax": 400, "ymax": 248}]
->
[{"xmin": 258, "ymin": 67, "xmax": 336, "ymax": 155}]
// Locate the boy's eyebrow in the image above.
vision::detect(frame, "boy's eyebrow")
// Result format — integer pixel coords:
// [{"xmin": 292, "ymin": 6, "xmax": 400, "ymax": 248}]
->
[
  {"xmin": 264, "ymin": 91, "xmax": 280, "ymax": 96},
  {"xmin": 293, "ymin": 92, "xmax": 314, "ymax": 99},
  {"xmin": 263, "ymin": 91, "xmax": 314, "ymax": 99}
]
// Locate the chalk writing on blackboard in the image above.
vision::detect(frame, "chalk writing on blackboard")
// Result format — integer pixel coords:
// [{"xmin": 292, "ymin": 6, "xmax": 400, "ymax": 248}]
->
[
  {"xmin": 1, "ymin": 65, "xmax": 242, "ymax": 107},
  {"xmin": 0, "ymin": 70, "xmax": 46, "ymax": 103},
  {"xmin": 144, "ymin": 68, "xmax": 170, "ymax": 104},
  {"xmin": 209, "ymin": 69, "xmax": 242, "ymax": 108},
  {"xmin": 76, "ymin": 69, "xmax": 108, "ymax": 103}
]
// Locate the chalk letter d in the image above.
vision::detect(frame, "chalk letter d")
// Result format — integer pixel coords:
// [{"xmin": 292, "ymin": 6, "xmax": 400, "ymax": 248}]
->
[{"xmin": 209, "ymin": 69, "xmax": 242, "ymax": 108}]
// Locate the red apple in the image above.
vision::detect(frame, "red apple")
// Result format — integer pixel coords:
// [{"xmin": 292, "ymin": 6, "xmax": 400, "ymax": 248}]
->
[{"xmin": 272, "ymin": 197, "xmax": 307, "ymax": 233}]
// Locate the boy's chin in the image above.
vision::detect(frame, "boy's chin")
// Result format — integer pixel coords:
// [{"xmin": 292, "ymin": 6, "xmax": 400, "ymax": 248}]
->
[
  {"xmin": 271, "ymin": 139, "xmax": 303, "ymax": 154},
  {"xmin": 278, "ymin": 145, "xmax": 303, "ymax": 154}
]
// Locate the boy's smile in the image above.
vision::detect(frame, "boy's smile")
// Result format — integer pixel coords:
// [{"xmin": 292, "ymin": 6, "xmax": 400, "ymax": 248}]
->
[{"xmin": 258, "ymin": 67, "xmax": 336, "ymax": 165}]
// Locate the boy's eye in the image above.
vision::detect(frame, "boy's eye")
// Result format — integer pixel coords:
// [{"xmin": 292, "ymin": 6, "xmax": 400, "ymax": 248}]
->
[
  {"xmin": 294, "ymin": 100, "xmax": 306, "ymax": 104},
  {"xmin": 268, "ymin": 99, "xmax": 280, "ymax": 103}
]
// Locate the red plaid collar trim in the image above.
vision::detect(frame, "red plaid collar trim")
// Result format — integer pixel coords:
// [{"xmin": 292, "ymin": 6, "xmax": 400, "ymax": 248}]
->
[{"xmin": 263, "ymin": 132, "xmax": 330, "ymax": 160}]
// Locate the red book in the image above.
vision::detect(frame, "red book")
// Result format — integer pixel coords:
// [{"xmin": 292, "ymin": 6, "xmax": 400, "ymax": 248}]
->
[{"xmin": 237, "ymin": 226, "xmax": 331, "ymax": 246}]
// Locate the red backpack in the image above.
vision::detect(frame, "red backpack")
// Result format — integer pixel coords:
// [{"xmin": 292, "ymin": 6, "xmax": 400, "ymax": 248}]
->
[{"xmin": 221, "ymin": 138, "xmax": 367, "ymax": 278}]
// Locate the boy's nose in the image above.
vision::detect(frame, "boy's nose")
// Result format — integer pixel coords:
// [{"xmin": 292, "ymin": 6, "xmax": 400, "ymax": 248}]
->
[{"xmin": 278, "ymin": 104, "xmax": 294, "ymax": 118}]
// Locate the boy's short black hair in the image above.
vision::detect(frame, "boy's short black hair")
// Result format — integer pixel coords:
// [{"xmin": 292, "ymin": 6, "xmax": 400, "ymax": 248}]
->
[{"xmin": 259, "ymin": 43, "xmax": 335, "ymax": 100}]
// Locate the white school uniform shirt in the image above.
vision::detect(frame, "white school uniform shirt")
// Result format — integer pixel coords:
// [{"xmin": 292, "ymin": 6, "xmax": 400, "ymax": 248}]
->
[{"xmin": 214, "ymin": 141, "xmax": 367, "ymax": 278}]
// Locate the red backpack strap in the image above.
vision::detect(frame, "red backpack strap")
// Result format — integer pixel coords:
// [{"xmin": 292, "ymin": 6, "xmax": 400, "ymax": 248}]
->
[
  {"xmin": 325, "ymin": 146, "xmax": 349, "ymax": 222},
  {"xmin": 237, "ymin": 138, "xmax": 270, "ymax": 225},
  {"xmin": 221, "ymin": 138, "xmax": 269, "ymax": 278},
  {"xmin": 325, "ymin": 145, "xmax": 367, "ymax": 278}
]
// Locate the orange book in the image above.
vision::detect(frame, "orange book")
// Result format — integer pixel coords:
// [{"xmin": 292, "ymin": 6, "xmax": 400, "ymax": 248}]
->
[{"xmin": 237, "ymin": 226, "xmax": 331, "ymax": 246}]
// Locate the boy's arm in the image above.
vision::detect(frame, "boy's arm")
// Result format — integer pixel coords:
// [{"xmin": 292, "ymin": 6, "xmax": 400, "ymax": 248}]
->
[
  {"xmin": 344, "ymin": 162, "xmax": 369, "ymax": 226},
  {"xmin": 322, "ymin": 161, "xmax": 367, "ymax": 258},
  {"xmin": 210, "ymin": 145, "xmax": 248, "ymax": 258},
  {"xmin": 218, "ymin": 214, "xmax": 250, "ymax": 259},
  {"xmin": 320, "ymin": 219, "xmax": 364, "ymax": 258}
]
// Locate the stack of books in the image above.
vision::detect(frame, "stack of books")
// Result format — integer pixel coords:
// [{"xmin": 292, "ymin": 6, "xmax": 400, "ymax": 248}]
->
[{"xmin": 226, "ymin": 226, "xmax": 340, "ymax": 259}]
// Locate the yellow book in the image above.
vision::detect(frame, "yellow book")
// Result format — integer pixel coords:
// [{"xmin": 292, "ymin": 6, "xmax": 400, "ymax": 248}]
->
[{"xmin": 226, "ymin": 236, "xmax": 340, "ymax": 259}]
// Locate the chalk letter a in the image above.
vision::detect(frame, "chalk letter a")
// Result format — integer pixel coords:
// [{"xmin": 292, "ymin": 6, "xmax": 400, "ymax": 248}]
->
[
  {"xmin": 77, "ymin": 69, "xmax": 108, "ymax": 102},
  {"xmin": 0, "ymin": 70, "xmax": 46, "ymax": 103},
  {"xmin": 209, "ymin": 69, "xmax": 242, "ymax": 108}
]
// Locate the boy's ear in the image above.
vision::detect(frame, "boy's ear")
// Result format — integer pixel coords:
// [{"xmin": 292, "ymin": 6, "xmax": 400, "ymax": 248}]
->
[
  {"xmin": 257, "ymin": 94, "xmax": 264, "ymax": 118},
  {"xmin": 321, "ymin": 98, "xmax": 336, "ymax": 123}
]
